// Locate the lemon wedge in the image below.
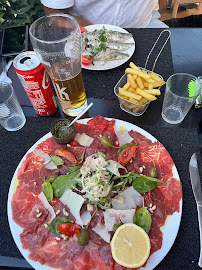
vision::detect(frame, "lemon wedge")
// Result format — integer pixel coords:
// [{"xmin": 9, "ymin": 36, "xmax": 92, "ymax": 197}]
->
[{"xmin": 110, "ymin": 223, "xmax": 151, "ymax": 268}]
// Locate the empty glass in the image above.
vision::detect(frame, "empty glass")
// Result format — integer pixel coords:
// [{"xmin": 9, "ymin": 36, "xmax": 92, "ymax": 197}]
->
[
  {"xmin": 161, "ymin": 73, "xmax": 201, "ymax": 124},
  {"xmin": 0, "ymin": 82, "xmax": 26, "ymax": 131}
]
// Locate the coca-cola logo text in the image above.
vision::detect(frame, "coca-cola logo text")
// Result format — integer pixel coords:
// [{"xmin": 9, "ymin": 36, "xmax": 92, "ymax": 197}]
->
[
  {"xmin": 24, "ymin": 75, "xmax": 34, "ymax": 79},
  {"xmin": 42, "ymin": 71, "xmax": 50, "ymax": 89}
]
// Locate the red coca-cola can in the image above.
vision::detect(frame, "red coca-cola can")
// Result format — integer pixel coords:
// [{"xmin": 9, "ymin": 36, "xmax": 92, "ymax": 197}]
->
[{"xmin": 13, "ymin": 51, "xmax": 58, "ymax": 116}]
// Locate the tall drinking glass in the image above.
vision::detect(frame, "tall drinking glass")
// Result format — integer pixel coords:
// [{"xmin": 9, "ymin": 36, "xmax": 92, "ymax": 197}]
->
[
  {"xmin": 29, "ymin": 14, "xmax": 87, "ymax": 116},
  {"xmin": 162, "ymin": 73, "xmax": 201, "ymax": 124}
]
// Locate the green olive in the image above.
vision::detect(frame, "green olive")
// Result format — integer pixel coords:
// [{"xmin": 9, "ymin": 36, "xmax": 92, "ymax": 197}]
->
[
  {"xmin": 113, "ymin": 223, "xmax": 123, "ymax": 232},
  {"xmin": 100, "ymin": 136, "xmax": 114, "ymax": 148},
  {"xmin": 78, "ymin": 228, "xmax": 89, "ymax": 246},
  {"xmin": 46, "ymin": 174, "xmax": 58, "ymax": 183},
  {"xmin": 149, "ymin": 167, "xmax": 158, "ymax": 178}
]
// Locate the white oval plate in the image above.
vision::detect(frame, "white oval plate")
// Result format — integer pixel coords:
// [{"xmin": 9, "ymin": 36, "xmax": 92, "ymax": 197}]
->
[
  {"xmin": 82, "ymin": 24, "xmax": 135, "ymax": 71},
  {"xmin": 7, "ymin": 118, "xmax": 182, "ymax": 270}
]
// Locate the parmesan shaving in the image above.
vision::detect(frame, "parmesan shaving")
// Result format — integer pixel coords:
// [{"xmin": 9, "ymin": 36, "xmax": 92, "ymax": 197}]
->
[
  {"xmin": 104, "ymin": 209, "xmax": 136, "ymax": 231},
  {"xmin": 38, "ymin": 192, "xmax": 56, "ymax": 222},
  {"xmin": 33, "ymin": 148, "xmax": 57, "ymax": 170},
  {"xmin": 60, "ymin": 189, "xmax": 84, "ymax": 226},
  {"xmin": 106, "ymin": 160, "xmax": 126, "ymax": 177},
  {"xmin": 75, "ymin": 133, "xmax": 94, "ymax": 147},
  {"xmin": 87, "ymin": 203, "xmax": 94, "ymax": 212},
  {"xmin": 80, "ymin": 211, "xmax": 91, "ymax": 226},
  {"xmin": 92, "ymin": 223, "xmax": 111, "ymax": 243},
  {"xmin": 114, "ymin": 125, "xmax": 133, "ymax": 146},
  {"xmin": 112, "ymin": 186, "xmax": 143, "ymax": 210}
]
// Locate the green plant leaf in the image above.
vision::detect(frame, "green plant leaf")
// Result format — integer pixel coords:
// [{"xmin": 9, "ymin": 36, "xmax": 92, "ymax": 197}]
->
[
  {"xmin": 117, "ymin": 143, "xmax": 137, "ymax": 155},
  {"xmin": 1, "ymin": 0, "xmax": 45, "ymax": 28},
  {"xmin": 65, "ymin": 165, "xmax": 81, "ymax": 172},
  {"xmin": 14, "ymin": 6, "xmax": 31, "ymax": 15},
  {"xmin": 51, "ymin": 156, "xmax": 64, "ymax": 166},
  {"xmin": 48, "ymin": 217, "xmax": 73, "ymax": 235},
  {"xmin": 132, "ymin": 175, "xmax": 164, "ymax": 193},
  {"xmin": 52, "ymin": 171, "xmax": 81, "ymax": 197},
  {"xmin": 78, "ymin": 149, "xmax": 85, "ymax": 164}
]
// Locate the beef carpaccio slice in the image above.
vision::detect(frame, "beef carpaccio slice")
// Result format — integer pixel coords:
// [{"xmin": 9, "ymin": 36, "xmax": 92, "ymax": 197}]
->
[{"xmin": 10, "ymin": 116, "xmax": 182, "ymax": 270}]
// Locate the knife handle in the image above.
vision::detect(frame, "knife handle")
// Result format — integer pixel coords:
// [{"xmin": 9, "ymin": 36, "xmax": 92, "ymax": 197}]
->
[{"xmin": 197, "ymin": 204, "xmax": 202, "ymax": 267}]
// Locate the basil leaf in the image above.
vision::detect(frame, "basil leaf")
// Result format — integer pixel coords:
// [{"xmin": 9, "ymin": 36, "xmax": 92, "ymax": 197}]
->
[
  {"xmin": 117, "ymin": 143, "xmax": 137, "ymax": 155},
  {"xmin": 52, "ymin": 171, "xmax": 81, "ymax": 197},
  {"xmin": 132, "ymin": 175, "xmax": 164, "ymax": 193},
  {"xmin": 51, "ymin": 156, "xmax": 64, "ymax": 166},
  {"xmin": 42, "ymin": 182, "xmax": 53, "ymax": 201},
  {"xmin": 48, "ymin": 217, "xmax": 72, "ymax": 235},
  {"xmin": 112, "ymin": 171, "xmax": 163, "ymax": 193},
  {"xmin": 134, "ymin": 207, "xmax": 152, "ymax": 234}
]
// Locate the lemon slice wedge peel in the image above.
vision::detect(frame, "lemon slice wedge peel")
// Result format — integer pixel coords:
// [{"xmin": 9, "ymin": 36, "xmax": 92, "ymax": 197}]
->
[{"xmin": 110, "ymin": 223, "xmax": 151, "ymax": 268}]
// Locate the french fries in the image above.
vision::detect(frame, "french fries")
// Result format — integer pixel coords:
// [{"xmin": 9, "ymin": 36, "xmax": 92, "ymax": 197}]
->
[
  {"xmin": 117, "ymin": 62, "xmax": 165, "ymax": 114},
  {"xmin": 123, "ymin": 82, "xmax": 130, "ymax": 90},
  {"xmin": 136, "ymin": 88, "xmax": 157, "ymax": 101},
  {"xmin": 125, "ymin": 68, "xmax": 150, "ymax": 80},
  {"xmin": 150, "ymin": 72, "xmax": 163, "ymax": 82},
  {"xmin": 144, "ymin": 81, "xmax": 165, "ymax": 88},
  {"xmin": 129, "ymin": 62, "xmax": 141, "ymax": 72},
  {"xmin": 119, "ymin": 87, "xmax": 142, "ymax": 100},
  {"xmin": 127, "ymin": 74, "xmax": 137, "ymax": 89},
  {"xmin": 136, "ymin": 77, "xmax": 144, "ymax": 89},
  {"xmin": 148, "ymin": 84, "xmax": 153, "ymax": 90},
  {"xmin": 144, "ymin": 89, "xmax": 161, "ymax": 95}
]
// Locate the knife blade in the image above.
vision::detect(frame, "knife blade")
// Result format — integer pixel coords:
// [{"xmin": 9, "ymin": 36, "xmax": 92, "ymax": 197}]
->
[{"xmin": 189, "ymin": 153, "xmax": 202, "ymax": 268}]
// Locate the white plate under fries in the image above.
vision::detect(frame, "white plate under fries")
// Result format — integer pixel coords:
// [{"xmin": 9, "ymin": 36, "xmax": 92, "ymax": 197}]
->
[
  {"xmin": 82, "ymin": 24, "xmax": 135, "ymax": 71},
  {"xmin": 7, "ymin": 118, "xmax": 182, "ymax": 270}
]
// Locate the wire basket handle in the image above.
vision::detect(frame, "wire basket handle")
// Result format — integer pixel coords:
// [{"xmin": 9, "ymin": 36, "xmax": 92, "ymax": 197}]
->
[{"xmin": 144, "ymin": 30, "xmax": 171, "ymax": 72}]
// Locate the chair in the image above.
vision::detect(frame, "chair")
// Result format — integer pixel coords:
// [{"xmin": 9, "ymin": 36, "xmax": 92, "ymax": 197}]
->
[{"xmin": 172, "ymin": 0, "xmax": 202, "ymax": 18}]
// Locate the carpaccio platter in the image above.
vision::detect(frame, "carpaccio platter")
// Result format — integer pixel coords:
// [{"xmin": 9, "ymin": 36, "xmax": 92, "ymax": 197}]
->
[{"xmin": 8, "ymin": 116, "xmax": 182, "ymax": 270}]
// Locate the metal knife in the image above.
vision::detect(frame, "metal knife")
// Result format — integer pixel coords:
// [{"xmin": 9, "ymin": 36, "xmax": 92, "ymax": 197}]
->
[{"xmin": 189, "ymin": 153, "xmax": 202, "ymax": 268}]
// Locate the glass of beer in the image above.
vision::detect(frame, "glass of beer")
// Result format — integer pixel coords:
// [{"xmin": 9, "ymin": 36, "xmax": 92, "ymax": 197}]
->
[{"xmin": 29, "ymin": 14, "xmax": 87, "ymax": 116}]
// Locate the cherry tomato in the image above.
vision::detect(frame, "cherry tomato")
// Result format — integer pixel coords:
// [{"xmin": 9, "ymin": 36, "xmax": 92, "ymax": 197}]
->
[
  {"xmin": 82, "ymin": 55, "xmax": 93, "ymax": 66},
  {"xmin": 57, "ymin": 223, "xmax": 80, "ymax": 236},
  {"xmin": 118, "ymin": 145, "xmax": 138, "ymax": 166},
  {"xmin": 79, "ymin": 26, "xmax": 88, "ymax": 33},
  {"xmin": 54, "ymin": 148, "xmax": 79, "ymax": 164}
]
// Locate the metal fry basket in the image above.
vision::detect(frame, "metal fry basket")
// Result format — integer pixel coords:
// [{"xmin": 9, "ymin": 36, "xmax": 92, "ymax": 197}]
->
[{"xmin": 114, "ymin": 30, "xmax": 171, "ymax": 116}]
